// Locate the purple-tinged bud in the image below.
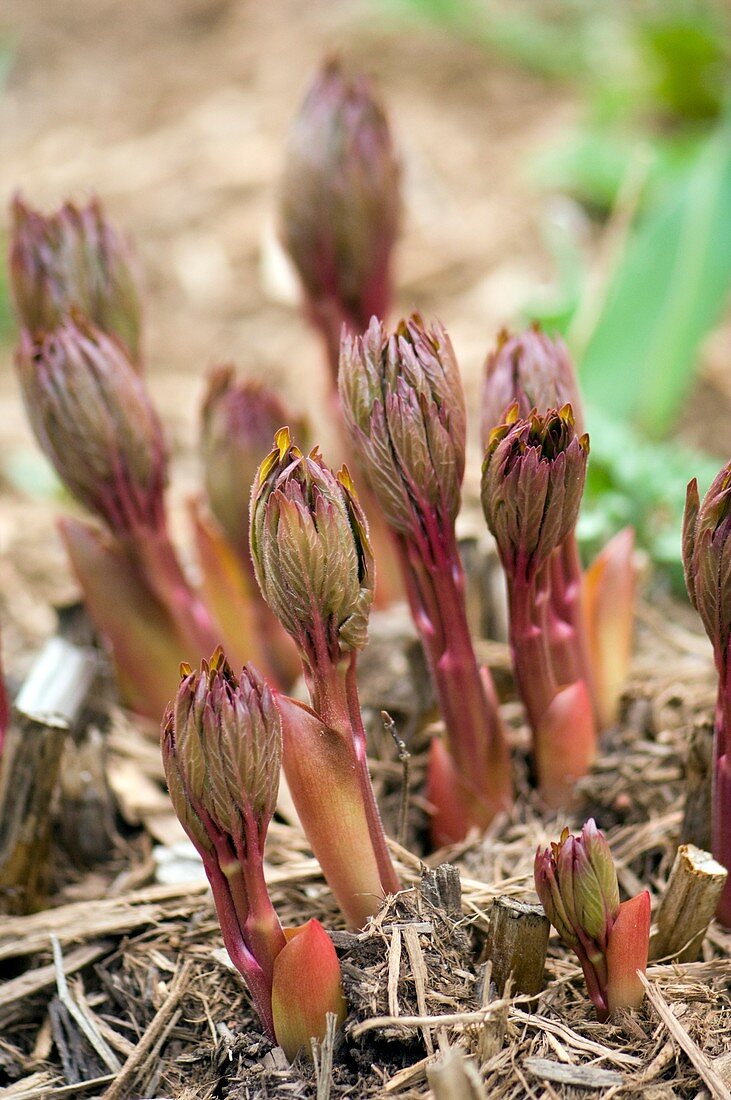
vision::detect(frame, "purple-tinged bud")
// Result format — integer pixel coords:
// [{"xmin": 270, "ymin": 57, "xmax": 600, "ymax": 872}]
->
[
  {"xmin": 683, "ymin": 464, "xmax": 731, "ymax": 663},
  {"xmin": 481, "ymin": 326, "xmax": 584, "ymax": 445},
  {"xmin": 161, "ymin": 650, "xmax": 286, "ymax": 1038},
  {"xmin": 279, "ymin": 58, "xmax": 400, "ymax": 367},
  {"xmin": 250, "ymin": 428, "xmax": 374, "ymax": 664},
  {"xmin": 162, "ymin": 650, "xmax": 281, "ymax": 850},
  {"xmin": 339, "ymin": 314, "xmax": 466, "ymax": 536},
  {"xmin": 481, "ymin": 405, "xmax": 589, "ymax": 582},
  {"xmin": 535, "ymin": 821, "xmax": 620, "ymax": 954},
  {"xmin": 534, "ymin": 821, "xmax": 649, "ymax": 1021},
  {"xmin": 200, "ymin": 365, "xmax": 303, "ymax": 557},
  {"xmin": 9, "ymin": 194, "xmax": 142, "ymax": 361},
  {"xmin": 15, "ymin": 317, "xmax": 166, "ymax": 537}
]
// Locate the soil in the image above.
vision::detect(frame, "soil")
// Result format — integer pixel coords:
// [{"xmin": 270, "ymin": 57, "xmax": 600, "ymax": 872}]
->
[{"xmin": 0, "ymin": 3, "xmax": 730, "ymax": 1099}]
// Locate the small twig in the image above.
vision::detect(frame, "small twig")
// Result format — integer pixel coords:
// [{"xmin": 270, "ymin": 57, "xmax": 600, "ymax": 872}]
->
[
  {"xmin": 382, "ymin": 711, "xmax": 410, "ymax": 847},
  {"xmin": 102, "ymin": 959, "xmax": 192, "ymax": 1099},
  {"xmin": 510, "ymin": 1009, "xmax": 642, "ymax": 1067},
  {"xmin": 350, "ymin": 997, "xmax": 515, "ymax": 1039},
  {"xmin": 311, "ymin": 1011, "xmax": 338, "ymax": 1100},
  {"xmin": 403, "ymin": 923, "xmax": 433, "ymax": 1055},
  {"xmin": 387, "ymin": 925, "xmax": 402, "ymax": 1018},
  {"xmin": 524, "ymin": 1059, "xmax": 623, "ymax": 1090},
  {"xmin": 477, "ymin": 966, "xmax": 510, "ymax": 1064},
  {"xmin": 51, "ymin": 935, "xmax": 122, "ymax": 1073}
]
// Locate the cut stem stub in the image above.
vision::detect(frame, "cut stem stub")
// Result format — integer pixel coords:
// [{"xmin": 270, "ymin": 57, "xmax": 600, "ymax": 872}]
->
[
  {"xmin": 650, "ymin": 844, "xmax": 728, "ymax": 962},
  {"xmin": 481, "ymin": 895, "xmax": 550, "ymax": 996}
]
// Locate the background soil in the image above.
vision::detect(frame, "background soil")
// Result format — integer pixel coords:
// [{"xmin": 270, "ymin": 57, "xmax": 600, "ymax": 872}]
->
[
  {"xmin": 2, "ymin": 0, "xmax": 730, "ymax": 649},
  {"xmin": 0, "ymin": 0, "xmax": 585, "ymax": 661}
]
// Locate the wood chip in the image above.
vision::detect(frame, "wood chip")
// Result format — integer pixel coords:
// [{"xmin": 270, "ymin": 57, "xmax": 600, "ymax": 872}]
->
[{"xmin": 524, "ymin": 1058, "xmax": 623, "ymax": 1089}]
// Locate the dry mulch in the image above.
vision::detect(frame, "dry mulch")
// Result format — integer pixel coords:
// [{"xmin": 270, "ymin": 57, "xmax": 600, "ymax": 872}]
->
[{"xmin": 0, "ymin": 585, "xmax": 729, "ymax": 1100}]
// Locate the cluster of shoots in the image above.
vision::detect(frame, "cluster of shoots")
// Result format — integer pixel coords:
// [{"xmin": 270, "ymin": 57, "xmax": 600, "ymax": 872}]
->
[
  {"xmin": 481, "ymin": 328, "xmax": 637, "ymax": 806},
  {"xmin": 162, "ymin": 651, "xmax": 346, "ymax": 1058},
  {"xmin": 9, "ymin": 197, "xmax": 306, "ymax": 718},
  {"xmin": 535, "ymin": 820, "xmax": 650, "ymax": 1020},
  {"xmin": 18, "ymin": 52, "xmax": 728, "ymax": 1052},
  {"xmin": 683, "ymin": 464, "xmax": 731, "ymax": 925}
]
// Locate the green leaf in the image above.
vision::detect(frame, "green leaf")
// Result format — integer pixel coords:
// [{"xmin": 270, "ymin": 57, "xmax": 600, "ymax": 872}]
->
[
  {"xmin": 577, "ymin": 119, "xmax": 731, "ymax": 437},
  {"xmin": 578, "ymin": 406, "xmax": 722, "ymax": 591}
]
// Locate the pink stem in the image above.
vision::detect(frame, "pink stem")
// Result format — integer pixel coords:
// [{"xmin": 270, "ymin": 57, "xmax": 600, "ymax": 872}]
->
[
  {"xmin": 572, "ymin": 940, "xmax": 609, "ymax": 1022},
  {"xmin": 202, "ymin": 855, "xmax": 277, "ymax": 1038},
  {"xmin": 393, "ymin": 519, "xmax": 511, "ymax": 802},
  {"xmin": 507, "ymin": 566, "xmax": 558, "ymax": 732}
]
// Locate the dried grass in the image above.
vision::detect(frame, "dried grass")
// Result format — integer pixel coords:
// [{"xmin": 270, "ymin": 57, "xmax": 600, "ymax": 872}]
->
[{"xmin": 0, "ymin": 591, "xmax": 728, "ymax": 1098}]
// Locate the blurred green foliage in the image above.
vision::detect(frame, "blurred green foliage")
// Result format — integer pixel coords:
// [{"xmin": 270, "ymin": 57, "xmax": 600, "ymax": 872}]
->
[
  {"xmin": 578, "ymin": 410, "xmax": 722, "ymax": 591},
  {"xmin": 374, "ymin": 0, "xmax": 731, "ymax": 583}
]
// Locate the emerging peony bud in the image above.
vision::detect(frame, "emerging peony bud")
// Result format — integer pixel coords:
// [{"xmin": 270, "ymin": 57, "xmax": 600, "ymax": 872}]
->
[
  {"xmin": 683, "ymin": 464, "xmax": 731, "ymax": 926},
  {"xmin": 535, "ymin": 821, "xmax": 650, "ymax": 1020},
  {"xmin": 250, "ymin": 428, "xmax": 374, "ymax": 668},
  {"xmin": 482, "ymin": 404, "xmax": 589, "ymax": 583},
  {"xmin": 162, "ymin": 651, "xmax": 286, "ymax": 1037},
  {"xmin": 481, "ymin": 326, "xmax": 584, "ymax": 445},
  {"xmin": 9, "ymin": 194, "xmax": 142, "ymax": 361},
  {"xmin": 683, "ymin": 465, "xmax": 731, "ymax": 661},
  {"xmin": 482, "ymin": 405, "xmax": 594, "ymax": 807},
  {"xmin": 340, "ymin": 314, "xmax": 511, "ymax": 843},
  {"xmin": 251, "ymin": 431, "xmax": 398, "ymax": 915},
  {"xmin": 201, "ymin": 365, "xmax": 301, "ymax": 558},
  {"xmin": 271, "ymin": 920, "xmax": 347, "ymax": 1061},
  {"xmin": 16, "ymin": 317, "xmax": 166, "ymax": 538},
  {"xmin": 340, "ymin": 314, "xmax": 466, "ymax": 536},
  {"xmin": 279, "ymin": 58, "xmax": 400, "ymax": 376}
]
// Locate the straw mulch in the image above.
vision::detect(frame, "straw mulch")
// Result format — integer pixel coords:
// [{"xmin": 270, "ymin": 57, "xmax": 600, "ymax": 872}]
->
[{"xmin": 0, "ymin": 580, "xmax": 729, "ymax": 1100}]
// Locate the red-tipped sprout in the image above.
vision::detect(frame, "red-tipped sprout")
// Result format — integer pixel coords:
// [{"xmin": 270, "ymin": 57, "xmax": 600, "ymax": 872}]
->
[
  {"xmin": 162, "ymin": 651, "xmax": 346, "ymax": 1053},
  {"xmin": 482, "ymin": 405, "xmax": 596, "ymax": 807},
  {"xmin": 250, "ymin": 428, "xmax": 399, "ymax": 925},
  {"xmin": 272, "ymin": 920, "xmax": 347, "ymax": 1061},
  {"xmin": 198, "ymin": 365, "xmax": 304, "ymax": 685},
  {"xmin": 340, "ymin": 315, "xmax": 513, "ymax": 845},
  {"xmin": 9, "ymin": 194, "xmax": 142, "ymax": 363},
  {"xmin": 163, "ymin": 655, "xmax": 347, "ymax": 1051},
  {"xmin": 583, "ymin": 528, "xmax": 638, "ymax": 728},
  {"xmin": 279, "ymin": 57, "xmax": 400, "ymax": 381},
  {"xmin": 480, "ymin": 326, "xmax": 585, "ymax": 449},
  {"xmin": 481, "ymin": 327, "xmax": 636, "ymax": 732},
  {"xmin": 683, "ymin": 464, "xmax": 731, "ymax": 926},
  {"xmin": 534, "ymin": 820, "xmax": 650, "ymax": 1020},
  {"xmin": 15, "ymin": 317, "xmax": 219, "ymax": 715}
]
